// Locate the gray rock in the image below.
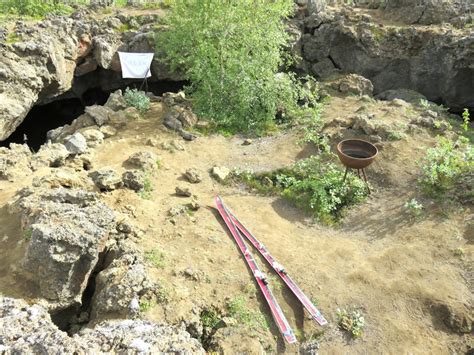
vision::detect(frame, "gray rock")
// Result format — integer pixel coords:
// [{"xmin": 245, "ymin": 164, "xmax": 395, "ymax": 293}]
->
[
  {"xmin": 9, "ymin": 188, "xmax": 115, "ymax": 309},
  {"xmin": 126, "ymin": 151, "xmax": 158, "ymax": 172},
  {"xmin": 122, "ymin": 170, "xmax": 145, "ymax": 191},
  {"xmin": 89, "ymin": 169, "xmax": 122, "ymax": 191},
  {"xmin": 301, "ymin": 9, "xmax": 473, "ymax": 111},
  {"xmin": 376, "ymin": 89, "xmax": 427, "ymax": 104},
  {"xmin": 338, "ymin": 74, "xmax": 374, "ymax": 97},
  {"xmin": 184, "ymin": 168, "xmax": 202, "ymax": 184},
  {"xmin": 85, "ymin": 105, "xmax": 114, "ymax": 126},
  {"xmin": 0, "ymin": 297, "xmax": 204, "ymax": 354},
  {"xmin": 211, "ymin": 166, "xmax": 231, "ymax": 183},
  {"xmin": 175, "ymin": 186, "xmax": 192, "ymax": 197},
  {"xmin": 82, "ymin": 128, "xmax": 104, "ymax": 148},
  {"xmin": 105, "ymin": 90, "xmax": 128, "ymax": 111},
  {"xmin": 90, "ymin": 245, "xmax": 155, "ymax": 320},
  {"xmin": 0, "ymin": 144, "xmax": 33, "ymax": 181},
  {"xmin": 64, "ymin": 132, "xmax": 88, "ymax": 155},
  {"xmin": 99, "ymin": 125, "xmax": 117, "ymax": 138}
]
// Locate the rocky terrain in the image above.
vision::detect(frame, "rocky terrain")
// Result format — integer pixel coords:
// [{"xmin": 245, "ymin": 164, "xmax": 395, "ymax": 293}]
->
[{"xmin": 0, "ymin": 1, "xmax": 472, "ymax": 354}]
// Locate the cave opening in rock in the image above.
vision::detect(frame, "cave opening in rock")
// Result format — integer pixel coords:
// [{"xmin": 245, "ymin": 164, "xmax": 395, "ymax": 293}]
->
[{"xmin": 1, "ymin": 79, "xmax": 188, "ymax": 152}]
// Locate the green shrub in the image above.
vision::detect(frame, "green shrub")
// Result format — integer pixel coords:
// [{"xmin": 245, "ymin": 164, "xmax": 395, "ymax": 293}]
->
[
  {"xmin": 0, "ymin": 0, "xmax": 79, "ymax": 17},
  {"xmin": 232, "ymin": 155, "xmax": 368, "ymax": 223},
  {"xmin": 279, "ymin": 157, "xmax": 368, "ymax": 223},
  {"xmin": 404, "ymin": 198, "xmax": 423, "ymax": 217},
  {"xmin": 419, "ymin": 136, "xmax": 473, "ymax": 203},
  {"xmin": 227, "ymin": 296, "xmax": 268, "ymax": 331},
  {"xmin": 462, "ymin": 108, "xmax": 470, "ymax": 132},
  {"xmin": 124, "ymin": 88, "xmax": 150, "ymax": 115},
  {"xmin": 336, "ymin": 308, "xmax": 365, "ymax": 339},
  {"xmin": 157, "ymin": 0, "xmax": 319, "ymax": 134}
]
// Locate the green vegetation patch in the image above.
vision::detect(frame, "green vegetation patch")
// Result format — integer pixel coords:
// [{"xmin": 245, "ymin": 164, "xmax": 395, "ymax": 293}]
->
[
  {"xmin": 336, "ymin": 308, "xmax": 365, "ymax": 339},
  {"xmin": 232, "ymin": 155, "xmax": 368, "ymax": 224},
  {"xmin": 418, "ymin": 136, "xmax": 473, "ymax": 204},
  {"xmin": 124, "ymin": 88, "xmax": 151, "ymax": 115},
  {"xmin": 227, "ymin": 296, "xmax": 268, "ymax": 331},
  {"xmin": 145, "ymin": 248, "xmax": 166, "ymax": 269}
]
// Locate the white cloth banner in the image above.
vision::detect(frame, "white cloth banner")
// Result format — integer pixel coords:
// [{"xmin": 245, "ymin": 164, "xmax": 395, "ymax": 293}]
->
[{"xmin": 118, "ymin": 52, "xmax": 154, "ymax": 79}]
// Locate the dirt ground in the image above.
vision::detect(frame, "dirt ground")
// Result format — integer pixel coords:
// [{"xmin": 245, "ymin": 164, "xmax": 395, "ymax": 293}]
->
[{"xmin": 0, "ymin": 95, "xmax": 472, "ymax": 353}]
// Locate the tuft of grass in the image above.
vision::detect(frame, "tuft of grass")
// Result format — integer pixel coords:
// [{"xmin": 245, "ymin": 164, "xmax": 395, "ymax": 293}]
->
[
  {"xmin": 6, "ymin": 32, "xmax": 22, "ymax": 44},
  {"xmin": 22, "ymin": 228, "xmax": 32, "ymax": 241},
  {"xmin": 145, "ymin": 248, "xmax": 166, "ymax": 269},
  {"xmin": 139, "ymin": 299, "xmax": 156, "ymax": 313},
  {"xmin": 227, "ymin": 296, "xmax": 269, "ymax": 331},
  {"xmin": 404, "ymin": 198, "xmax": 423, "ymax": 217},
  {"xmin": 336, "ymin": 308, "xmax": 365, "ymax": 339},
  {"xmin": 138, "ymin": 171, "xmax": 154, "ymax": 199},
  {"xmin": 201, "ymin": 308, "xmax": 221, "ymax": 329},
  {"xmin": 231, "ymin": 155, "xmax": 368, "ymax": 224}
]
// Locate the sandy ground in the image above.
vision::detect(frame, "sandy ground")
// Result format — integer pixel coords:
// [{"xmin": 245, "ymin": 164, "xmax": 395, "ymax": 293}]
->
[{"xmin": 0, "ymin": 95, "xmax": 472, "ymax": 353}]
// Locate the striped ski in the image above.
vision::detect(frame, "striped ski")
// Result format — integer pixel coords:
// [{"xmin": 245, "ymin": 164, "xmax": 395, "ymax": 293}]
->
[
  {"xmin": 215, "ymin": 196, "xmax": 297, "ymax": 344},
  {"xmin": 221, "ymin": 199, "xmax": 327, "ymax": 326}
]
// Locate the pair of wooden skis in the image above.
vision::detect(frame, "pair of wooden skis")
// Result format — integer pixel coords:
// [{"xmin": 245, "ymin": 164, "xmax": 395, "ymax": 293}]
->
[{"xmin": 215, "ymin": 196, "xmax": 327, "ymax": 344}]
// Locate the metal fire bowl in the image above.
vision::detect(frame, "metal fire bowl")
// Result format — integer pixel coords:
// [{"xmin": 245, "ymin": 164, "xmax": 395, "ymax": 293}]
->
[{"xmin": 336, "ymin": 139, "xmax": 378, "ymax": 170}]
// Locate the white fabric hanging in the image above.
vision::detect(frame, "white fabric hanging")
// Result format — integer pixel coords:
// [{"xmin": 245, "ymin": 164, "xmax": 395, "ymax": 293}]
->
[{"xmin": 118, "ymin": 52, "xmax": 154, "ymax": 79}]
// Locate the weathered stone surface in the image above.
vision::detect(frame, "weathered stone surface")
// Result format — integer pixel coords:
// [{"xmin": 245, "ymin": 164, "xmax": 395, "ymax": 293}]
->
[
  {"xmin": 122, "ymin": 170, "xmax": 145, "ymax": 191},
  {"xmin": 184, "ymin": 168, "xmax": 202, "ymax": 184},
  {"xmin": 0, "ymin": 144, "xmax": 33, "ymax": 181},
  {"xmin": 78, "ymin": 319, "xmax": 205, "ymax": 354},
  {"xmin": 82, "ymin": 128, "xmax": 105, "ymax": 148},
  {"xmin": 65, "ymin": 132, "xmax": 88, "ymax": 155},
  {"xmin": 0, "ymin": 297, "xmax": 89, "ymax": 353},
  {"xmin": 0, "ymin": 297, "xmax": 204, "ymax": 354},
  {"xmin": 9, "ymin": 188, "xmax": 115, "ymax": 309},
  {"xmin": 90, "ymin": 244, "xmax": 156, "ymax": 320},
  {"xmin": 85, "ymin": 105, "xmax": 114, "ymax": 126},
  {"xmin": 89, "ymin": 169, "xmax": 122, "ymax": 191},
  {"xmin": 338, "ymin": 74, "xmax": 374, "ymax": 96},
  {"xmin": 211, "ymin": 166, "xmax": 231, "ymax": 183},
  {"xmin": 125, "ymin": 151, "xmax": 158, "ymax": 171},
  {"xmin": 104, "ymin": 89, "xmax": 128, "ymax": 111},
  {"xmin": 300, "ymin": 8, "xmax": 474, "ymax": 111},
  {"xmin": 175, "ymin": 186, "xmax": 192, "ymax": 197}
]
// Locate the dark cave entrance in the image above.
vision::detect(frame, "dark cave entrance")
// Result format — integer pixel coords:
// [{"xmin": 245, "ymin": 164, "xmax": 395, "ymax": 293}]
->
[{"xmin": 0, "ymin": 79, "xmax": 188, "ymax": 152}]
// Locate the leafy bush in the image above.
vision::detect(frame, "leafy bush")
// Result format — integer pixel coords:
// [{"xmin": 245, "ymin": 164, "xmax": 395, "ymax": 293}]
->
[
  {"xmin": 232, "ymin": 155, "xmax": 368, "ymax": 223},
  {"xmin": 227, "ymin": 296, "xmax": 268, "ymax": 331},
  {"xmin": 278, "ymin": 157, "xmax": 367, "ymax": 223},
  {"xmin": 419, "ymin": 136, "xmax": 473, "ymax": 203},
  {"xmin": 336, "ymin": 308, "xmax": 365, "ymax": 339},
  {"xmin": 462, "ymin": 108, "xmax": 470, "ymax": 132},
  {"xmin": 404, "ymin": 198, "xmax": 423, "ymax": 217},
  {"xmin": 0, "ymin": 0, "xmax": 81, "ymax": 17},
  {"xmin": 123, "ymin": 88, "xmax": 150, "ymax": 115},
  {"xmin": 157, "ymin": 0, "xmax": 320, "ymax": 134}
]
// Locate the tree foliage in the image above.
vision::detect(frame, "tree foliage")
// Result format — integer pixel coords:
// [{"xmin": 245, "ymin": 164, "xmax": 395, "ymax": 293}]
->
[{"xmin": 157, "ymin": 0, "xmax": 298, "ymax": 133}]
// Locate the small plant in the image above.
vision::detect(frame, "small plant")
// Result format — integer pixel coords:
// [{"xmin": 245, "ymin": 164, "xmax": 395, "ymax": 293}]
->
[
  {"xmin": 418, "ymin": 136, "xmax": 473, "ymax": 203},
  {"xmin": 419, "ymin": 99, "xmax": 449, "ymax": 116},
  {"xmin": 22, "ymin": 228, "xmax": 32, "ymax": 241},
  {"xmin": 227, "ymin": 296, "xmax": 268, "ymax": 331},
  {"xmin": 139, "ymin": 171, "xmax": 154, "ymax": 199},
  {"xmin": 404, "ymin": 198, "xmax": 423, "ymax": 217},
  {"xmin": 336, "ymin": 308, "xmax": 365, "ymax": 339},
  {"xmin": 462, "ymin": 108, "xmax": 470, "ymax": 132},
  {"xmin": 453, "ymin": 247, "xmax": 465, "ymax": 257},
  {"xmin": 201, "ymin": 308, "xmax": 221, "ymax": 329},
  {"xmin": 124, "ymin": 88, "xmax": 150, "ymax": 115},
  {"xmin": 145, "ymin": 248, "xmax": 166, "ymax": 269},
  {"xmin": 139, "ymin": 299, "xmax": 156, "ymax": 313}
]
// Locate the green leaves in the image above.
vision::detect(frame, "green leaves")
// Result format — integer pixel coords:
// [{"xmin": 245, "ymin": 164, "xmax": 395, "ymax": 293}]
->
[
  {"xmin": 419, "ymin": 136, "xmax": 473, "ymax": 203},
  {"xmin": 123, "ymin": 88, "xmax": 151, "ymax": 115},
  {"xmin": 157, "ymin": 0, "xmax": 297, "ymax": 133}
]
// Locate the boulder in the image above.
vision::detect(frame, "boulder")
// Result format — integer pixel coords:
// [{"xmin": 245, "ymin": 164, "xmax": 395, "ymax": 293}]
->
[
  {"xmin": 99, "ymin": 125, "xmax": 117, "ymax": 138},
  {"xmin": 34, "ymin": 143, "xmax": 70, "ymax": 168},
  {"xmin": 9, "ymin": 188, "xmax": 115, "ymax": 309},
  {"xmin": 338, "ymin": 74, "xmax": 374, "ymax": 96},
  {"xmin": 300, "ymin": 9, "xmax": 474, "ymax": 111},
  {"xmin": 85, "ymin": 105, "xmax": 114, "ymax": 126},
  {"xmin": 0, "ymin": 144, "xmax": 33, "ymax": 181},
  {"xmin": 125, "ymin": 151, "xmax": 158, "ymax": 172},
  {"xmin": 122, "ymin": 170, "xmax": 146, "ymax": 191},
  {"xmin": 89, "ymin": 169, "xmax": 122, "ymax": 191},
  {"xmin": 105, "ymin": 90, "xmax": 128, "ymax": 112},
  {"xmin": 175, "ymin": 186, "xmax": 192, "ymax": 197},
  {"xmin": 0, "ymin": 297, "xmax": 204, "ymax": 354},
  {"xmin": 211, "ymin": 166, "xmax": 231, "ymax": 183},
  {"xmin": 184, "ymin": 168, "xmax": 202, "ymax": 184},
  {"xmin": 90, "ymin": 245, "xmax": 156, "ymax": 320},
  {"xmin": 82, "ymin": 128, "xmax": 104, "ymax": 148},
  {"xmin": 64, "ymin": 133, "xmax": 88, "ymax": 155}
]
